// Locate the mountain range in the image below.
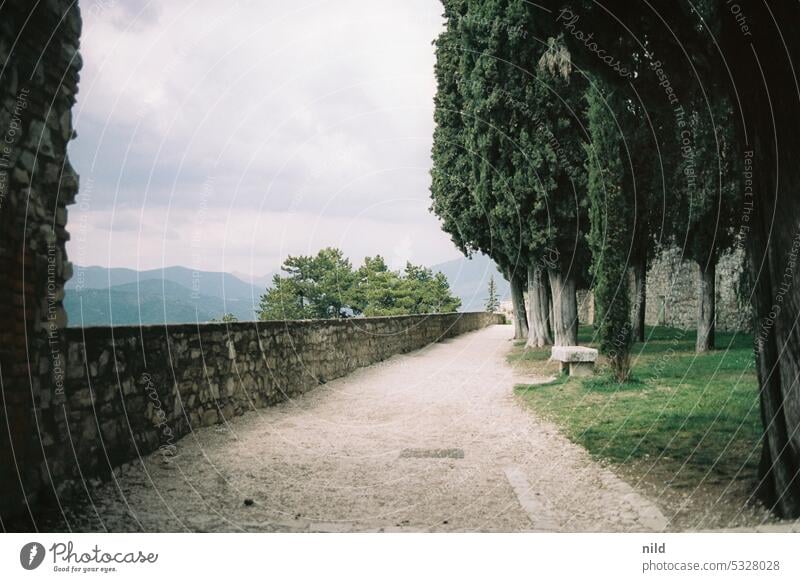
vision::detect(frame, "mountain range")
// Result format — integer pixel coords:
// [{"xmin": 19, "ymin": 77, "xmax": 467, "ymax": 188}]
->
[{"xmin": 64, "ymin": 255, "xmax": 509, "ymax": 327}]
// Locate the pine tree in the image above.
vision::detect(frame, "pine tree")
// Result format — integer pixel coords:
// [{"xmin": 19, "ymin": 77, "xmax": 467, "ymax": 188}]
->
[{"xmin": 258, "ymin": 250, "xmax": 461, "ymax": 320}]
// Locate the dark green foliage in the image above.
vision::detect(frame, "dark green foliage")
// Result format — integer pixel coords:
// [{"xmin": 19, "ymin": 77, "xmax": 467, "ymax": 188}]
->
[
  {"xmin": 430, "ymin": 0, "xmax": 490, "ymax": 259},
  {"xmin": 259, "ymin": 247, "xmax": 354, "ymax": 320},
  {"xmin": 430, "ymin": 2, "xmax": 590, "ymax": 337},
  {"xmin": 430, "ymin": 3, "xmax": 611, "ymax": 348},
  {"xmin": 484, "ymin": 275, "xmax": 500, "ymax": 312},
  {"xmin": 527, "ymin": 36, "xmax": 591, "ymax": 276},
  {"xmin": 585, "ymin": 78, "xmax": 635, "ymax": 380},
  {"xmin": 674, "ymin": 96, "xmax": 741, "ymax": 265},
  {"xmin": 210, "ymin": 313, "xmax": 238, "ymax": 323},
  {"xmin": 257, "ymin": 249, "xmax": 461, "ymax": 320}
]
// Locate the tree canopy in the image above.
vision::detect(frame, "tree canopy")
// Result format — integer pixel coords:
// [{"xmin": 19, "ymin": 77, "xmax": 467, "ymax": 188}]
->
[{"xmin": 257, "ymin": 249, "xmax": 461, "ymax": 320}]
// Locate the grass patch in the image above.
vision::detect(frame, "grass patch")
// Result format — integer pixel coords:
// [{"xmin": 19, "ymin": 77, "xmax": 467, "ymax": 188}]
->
[{"xmin": 512, "ymin": 325, "xmax": 764, "ymax": 525}]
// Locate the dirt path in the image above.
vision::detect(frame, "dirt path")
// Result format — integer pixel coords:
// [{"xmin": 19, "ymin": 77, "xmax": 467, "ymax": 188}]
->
[{"xmin": 60, "ymin": 325, "xmax": 667, "ymax": 532}]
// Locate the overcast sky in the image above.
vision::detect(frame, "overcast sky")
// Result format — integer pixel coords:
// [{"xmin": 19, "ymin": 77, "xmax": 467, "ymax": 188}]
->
[{"xmin": 67, "ymin": 0, "xmax": 465, "ymax": 280}]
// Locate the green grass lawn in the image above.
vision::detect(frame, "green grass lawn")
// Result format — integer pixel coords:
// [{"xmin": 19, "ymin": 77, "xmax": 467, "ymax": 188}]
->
[{"xmin": 513, "ymin": 325, "xmax": 763, "ymax": 488}]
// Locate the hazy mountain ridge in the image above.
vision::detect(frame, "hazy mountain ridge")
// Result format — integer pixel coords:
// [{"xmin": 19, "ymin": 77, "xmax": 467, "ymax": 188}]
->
[
  {"xmin": 67, "ymin": 265, "xmax": 262, "ymax": 301},
  {"xmin": 65, "ymin": 278, "xmax": 259, "ymax": 327},
  {"xmin": 430, "ymin": 254, "xmax": 510, "ymax": 312},
  {"xmin": 65, "ymin": 255, "xmax": 507, "ymax": 326}
]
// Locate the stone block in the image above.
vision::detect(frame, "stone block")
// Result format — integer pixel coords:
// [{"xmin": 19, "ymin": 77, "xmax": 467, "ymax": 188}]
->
[
  {"xmin": 201, "ymin": 409, "xmax": 219, "ymax": 426},
  {"xmin": 550, "ymin": 346, "xmax": 598, "ymax": 377}
]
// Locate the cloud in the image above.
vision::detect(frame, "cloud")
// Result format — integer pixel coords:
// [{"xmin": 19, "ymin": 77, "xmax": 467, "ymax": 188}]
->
[
  {"xmin": 69, "ymin": 204, "xmax": 459, "ymax": 277},
  {"xmin": 67, "ymin": 0, "xmax": 458, "ymax": 272}
]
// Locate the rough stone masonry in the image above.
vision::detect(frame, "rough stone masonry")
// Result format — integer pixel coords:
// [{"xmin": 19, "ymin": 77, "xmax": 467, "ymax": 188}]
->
[{"xmin": 0, "ymin": 1, "xmax": 81, "ymax": 528}]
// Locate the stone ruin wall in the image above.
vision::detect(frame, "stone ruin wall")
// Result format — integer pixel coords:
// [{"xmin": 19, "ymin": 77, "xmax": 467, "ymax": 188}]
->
[
  {"xmin": 644, "ymin": 247, "xmax": 750, "ymax": 333},
  {"xmin": 0, "ymin": 1, "xmax": 81, "ymax": 528},
  {"xmin": 576, "ymin": 247, "xmax": 750, "ymax": 333}
]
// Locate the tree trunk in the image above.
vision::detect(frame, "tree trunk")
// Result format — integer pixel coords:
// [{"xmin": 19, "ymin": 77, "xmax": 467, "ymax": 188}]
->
[
  {"xmin": 630, "ymin": 261, "xmax": 646, "ymax": 343},
  {"xmin": 547, "ymin": 268, "xmax": 578, "ymax": 346},
  {"xmin": 508, "ymin": 268, "xmax": 529, "ymax": 340},
  {"xmin": 695, "ymin": 260, "xmax": 716, "ymax": 352},
  {"xmin": 724, "ymin": 2, "xmax": 800, "ymax": 517},
  {"xmin": 526, "ymin": 267, "xmax": 553, "ymax": 348}
]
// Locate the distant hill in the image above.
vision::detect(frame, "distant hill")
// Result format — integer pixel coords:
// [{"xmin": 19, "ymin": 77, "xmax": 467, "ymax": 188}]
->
[
  {"xmin": 230, "ymin": 270, "xmax": 274, "ymax": 288},
  {"xmin": 64, "ymin": 255, "xmax": 509, "ymax": 326},
  {"xmin": 67, "ymin": 265, "xmax": 263, "ymax": 301},
  {"xmin": 65, "ymin": 277, "xmax": 259, "ymax": 327},
  {"xmin": 64, "ymin": 279, "xmax": 255, "ymax": 326},
  {"xmin": 430, "ymin": 253, "xmax": 510, "ymax": 312}
]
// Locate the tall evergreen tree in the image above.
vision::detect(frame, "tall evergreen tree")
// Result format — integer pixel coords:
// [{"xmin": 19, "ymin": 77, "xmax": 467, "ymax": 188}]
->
[
  {"xmin": 672, "ymin": 96, "xmax": 741, "ymax": 352},
  {"xmin": 435, "ymin": 0, "xmax": 800, "ymax": 517},
  {"xmin": 529, "ymin": 37, "xmax": 590, "ymax": 346},
  {"xmin": 442, "ymin": 3, "xmax": 588, "ymax": 346},
  {"xmin": 430, "ymin": 0, "xmax": 531, "ymax": 338},
  {"xmin": 485, "ymin": 275, "xmax": 500, "ymax": 313},
  {"xmin": 624, "ymin": 97, "xmax": 662, "ymax": 343},
  {"xmin": 724, "ymin": 1, "xmax": 800, "ymax": 516},
  {"xmin": 585, "ymin": 77, "xmax": 635, "ymax": 380}
]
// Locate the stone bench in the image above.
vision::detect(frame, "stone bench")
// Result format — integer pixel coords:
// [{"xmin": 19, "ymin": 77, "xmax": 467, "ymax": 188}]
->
[{"xmin": 550, "ymin": 346, "xmax": 598, "ymax": 377}]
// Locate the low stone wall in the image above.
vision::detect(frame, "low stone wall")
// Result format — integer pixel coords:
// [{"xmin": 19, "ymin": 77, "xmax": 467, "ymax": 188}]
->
[{"xmin": 46, "ymin": 312, "xmax": 500, "ymax": 494}]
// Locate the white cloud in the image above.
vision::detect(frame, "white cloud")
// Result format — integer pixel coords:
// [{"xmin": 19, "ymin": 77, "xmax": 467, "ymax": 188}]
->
[
  {"xmin": 67, "ymin": 0, "xmax": 462, "ymax": 274},
  {"xmin": 70, "ymin": 204, "xmax": 459, "ymax": 277}
]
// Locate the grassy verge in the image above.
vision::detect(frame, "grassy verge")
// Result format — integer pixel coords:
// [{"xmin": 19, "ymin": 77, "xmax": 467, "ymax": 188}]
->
[{"xmin": 512, "ymin": 325, "xmax": 774, "ymax": 529}]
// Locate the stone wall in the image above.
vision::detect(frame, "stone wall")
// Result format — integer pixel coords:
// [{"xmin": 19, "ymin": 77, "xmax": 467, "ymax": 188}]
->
[
  {"xmin": 576, "ymin": 248, "xmax": 750, "ymax": 333},
  {"xmin": 0, "ymin": 2, "xmax": 81, "ymax": 527},
  {"xmin": 644, "ymin": 247, "xmax": 750, "ymax": 333},
  {"xmin": 6, "ymin": 312, "xmax": 499, "ymax": 525}
]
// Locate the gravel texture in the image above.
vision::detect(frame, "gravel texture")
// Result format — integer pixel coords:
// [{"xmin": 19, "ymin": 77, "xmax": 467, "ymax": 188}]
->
[{"xmin": 57, "ymin": 325, "xmax": 668, "ymax": 532}]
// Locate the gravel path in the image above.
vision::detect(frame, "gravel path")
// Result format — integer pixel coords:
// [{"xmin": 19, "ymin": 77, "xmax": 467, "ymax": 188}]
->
[{"xmin": 61, "ymin": 324, "xmax": 667, "ymax": 532}]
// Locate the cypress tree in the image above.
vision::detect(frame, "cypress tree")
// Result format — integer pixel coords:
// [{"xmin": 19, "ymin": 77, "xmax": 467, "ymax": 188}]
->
[{"xmin": 585, "ymin": 77, "xmax": 635, "ymax": 381}]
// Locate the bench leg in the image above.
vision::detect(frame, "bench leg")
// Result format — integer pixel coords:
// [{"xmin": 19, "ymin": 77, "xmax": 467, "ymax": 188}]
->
[
  {"xmin": 569, "ymin": 362, "xmax": 594, "ymax": 377},
  {"xmin": 560, "ymin": 361, "xmax": 569, "ymax": 375}
]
